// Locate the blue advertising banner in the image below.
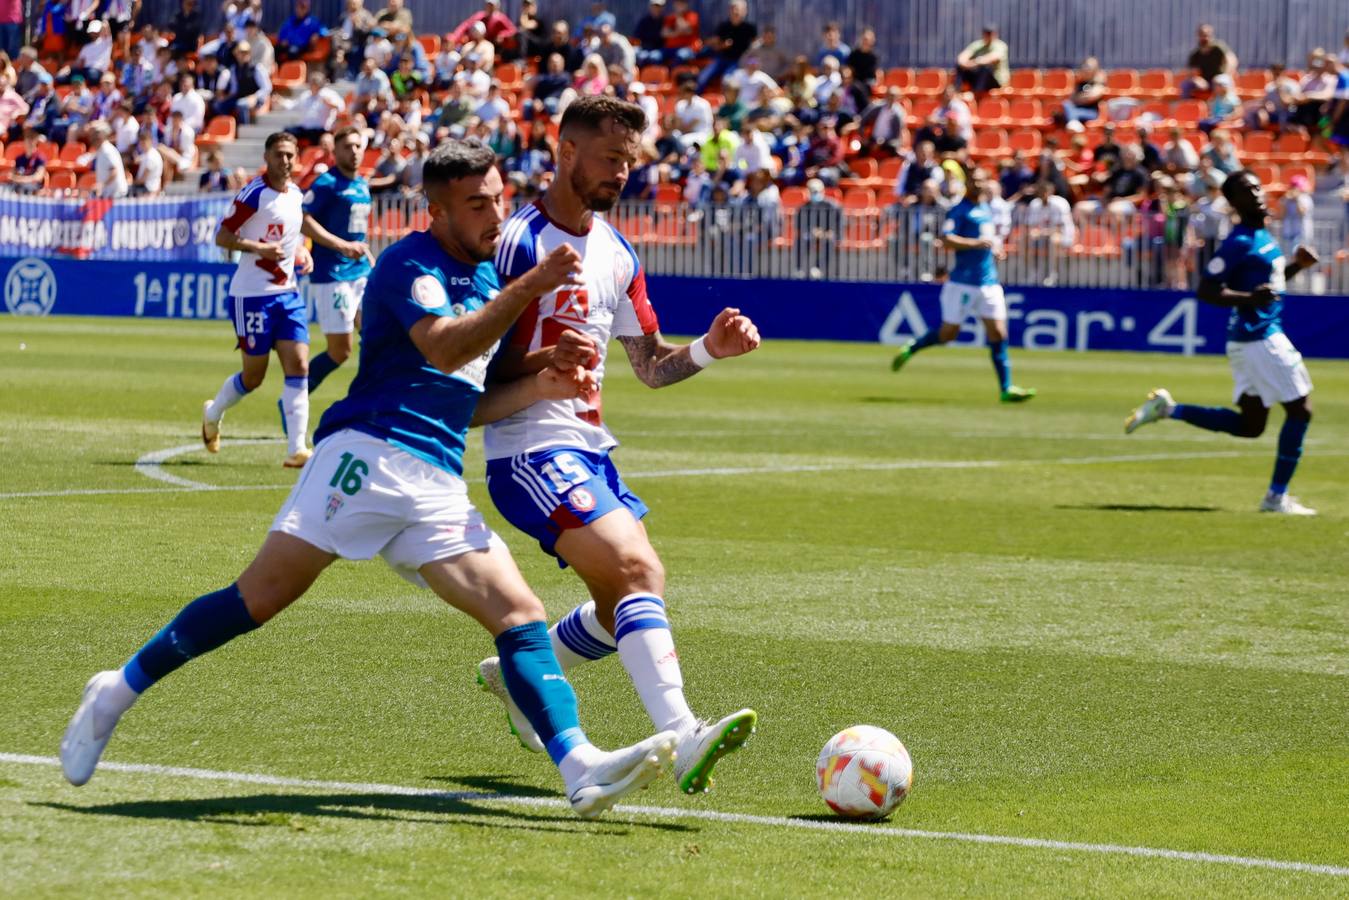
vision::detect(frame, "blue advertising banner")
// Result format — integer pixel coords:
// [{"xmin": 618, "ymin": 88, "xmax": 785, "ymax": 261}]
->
[
  {"xmin": 0, "ymin": 194, "xmax": 233, "ymax": 262},
  {"xmin": 3, "ymin": 258, "xmax": 1347, "ymax": 359}
]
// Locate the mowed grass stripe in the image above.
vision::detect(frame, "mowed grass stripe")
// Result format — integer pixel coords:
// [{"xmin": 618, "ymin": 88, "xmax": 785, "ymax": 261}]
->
[{"xmin": 4, "ymin": 753, "xmax": 1346, "ymax": 879}]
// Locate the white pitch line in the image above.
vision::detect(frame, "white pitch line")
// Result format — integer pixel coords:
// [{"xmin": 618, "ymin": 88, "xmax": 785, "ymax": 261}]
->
[
  {"xmin": 134, "ymin": 438, "xmax": 285, "ymax": 489},
  {"xmin": 0, "ymin": 449, "xmax": 1271, "ymax": 501},
  {"xmin": 2, "ymin": 752, "xmax": 1345, "ymax": 878}
]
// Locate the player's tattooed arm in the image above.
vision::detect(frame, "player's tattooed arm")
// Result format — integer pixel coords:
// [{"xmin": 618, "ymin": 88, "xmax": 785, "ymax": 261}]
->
[{"xmin": 617, "ymin": 333, "xmax": 705, "ymax": 388}]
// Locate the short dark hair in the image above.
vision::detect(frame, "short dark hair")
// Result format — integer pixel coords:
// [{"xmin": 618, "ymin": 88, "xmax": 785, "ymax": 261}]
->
[
  {"xmin": 1221, "ymin": 168, "xmax": 1258, "ymax": 204},
  {"xmin": 264, "ymin": 131, "xmax": 298, "ymax": 151},
  {"xmin": 422, "ymin": 138, "xmax": 497, "ymax": 188},
  {"xmin": 559, "ymin": 94, "xmax": 646, "ymax": 139},
  {"xmin": 332, "ymin": 125, "xmax": 363, "ymax": 144}
]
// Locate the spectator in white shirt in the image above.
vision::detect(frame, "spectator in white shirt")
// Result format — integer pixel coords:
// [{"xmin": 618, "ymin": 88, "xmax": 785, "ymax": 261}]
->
[
  {"xmin": 726, "ymin": 55, "xmax": 777, "ymax": 110},
  {"xmin": 289, "ymin": 72, "xmax": 345, "ymax": 142},
  {"xmin": 157, "ymin": 109, "xmax": 197, "ymax": 177},
  {"xmin": 732, "ymin": 121, "xmax": 775, "ymax": 175},
  {"xmin": 937, "ymin": 84, "xmax": 973, "ymax": 143},
  {"xmin": 812, "ymin": 56, "xmax": 842, "ymax": 107},
  {"xmin": 171, "ymin": 71, "xmax": 206, "ymax": 132},
  {"xmin": 244, "ymin": 19, "xmax": 276, "ymax": 74},
  {"xmin": 131, "ymin": 129, "xmax": 164, "ymax": 195},
  {"xmin": 629, "ymin": 81, "xmax": 660, "ymax": 143},
  {"xmin": 88, "ymin": 123, "xmax": 128, "ymax": 197},
  {"xmin": 109, "ymin": 103, "xmax": 139, "ymax": 153},
  {"xmin": 352, "ymin": 55, "xmax": 393, "ymax": 121},
  {"xmin": 1026, "ymin": 179, "xmax": 1075, "ymax": 285},
  {"xmin": 59, "ymin": 18, "xmax": 113, "ymax": 83},
  {"xmin": 455, "ymin": 54, "xmax": 491, "ymax": 100},
  {"xmin": 670, "ymin": 76, "xmax": 712, "ymax": 149}
]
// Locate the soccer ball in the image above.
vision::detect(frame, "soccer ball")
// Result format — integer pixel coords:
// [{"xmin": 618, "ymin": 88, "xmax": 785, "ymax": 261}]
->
[{"xmin": 816, "ymin": 725, "xmax": 912, "ymax": 820}]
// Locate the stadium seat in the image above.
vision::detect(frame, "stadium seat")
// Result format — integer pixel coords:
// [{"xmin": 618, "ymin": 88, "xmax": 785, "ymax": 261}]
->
[
  {"xmin": 48, "ymin": 170, "xmax": 76, "ymax": 191},
  {"xmin": 273, "ymin": 60, "xmax": 306, "ymax": 93},
  {"xmin": 1171, "ymin": 100, "xmax": 1203, "ymax": 128},
  {"xmin": 369, "ymin": 207, "xmax": 407, "ymax": 239},
  {"xmin": 358, "ymin": 146, "xmax": 381, "ymax": 176},
  {"xmin": 883, "ymin": 67, "xmax": 914, "ymax": 90},
  {"xmin": 1137, "ymin": 69, "xmax": 1177, "ymax": 100},
  {"xmin": 907, "ymin": 96, "xmax": 940, "ymax": 127},
  {"xmin": 653, "ymin": 183, "xmax": 682, "ymax": 205},
  {"xmin": 780, "ymin": 185, "xmax": 808, "ymax": 208},
  {"xmin": 1242, "ymin": 131, "xmax": 1273, "ymax": 158},
  {"xmin": 46, "ymin": 141, "xmax": 88, "ymax": 175},
  {"xmin": 1008, "ymin": 128, "xmax": 1042, "ymax": 154},
  {"xmin": 495, "ymin": 62, "xmax": 524, "ymax": 89},
  {"xmin": 971, "ymin": 128, "xmax": 1008, "ymax": 161},
  {"xmin": 3, "ymin": 142, "xmax": 25, "ymax": 162},
  {"xmin": 975, "ymin": 97, "xmax": 1010, "ymax": 127},
  {"xmin": 1234, "ymin": 70, "xmax": 1267, "ymax": 99},
  {"xmin": 1281, "ymin": 163, "xmax": 1314, "ymax": 190},
  {"xmin": 640, "ymin": 64, "xmax": 669, "ymax": 87},
  {"xmin": 1105, "ymin": 69, "xmax": 1140, "ymax": 97},
  {"xmin": 878, "ymin": 156, "xmax": 904, "ymax": 186},
  {"xmin": 999, "ymin": 69, "xmax": 1040, "ymax": 98},
  {"xmin": 75, "ymin": 171, "xmax": 96, "ymax": 192},
  {"xmin": 1249, "ymin": 163, "xmax": 1281, "ymax": 191},
  {"xmin": 1138, "ymin": 100, "xmax": 1172, "ymax": 126},
  {"xmin": 418, "ymin": 34, "xmax": 440, "ymax": 57},
  {"xmin": 1007, "ymin": 99, "xmax": 1047, "ymax": 128},
  {"xmin": 913, "ymin": 68, "xmax": 947, "ymax": 96},
  {"xmin": 1038, "ymin": 68, "xmax": 1072, "ymax": 99},
  {"xmin": 196, "ymin": 116, "xmax": 237, "ymax": 150},
  {"xmin": 300, "ymin": 35, "xmax": 331, "ymax": 65},
  {"xmin": 1270, "ymin": 132, "xmax": 1307, "ymax": 162}
]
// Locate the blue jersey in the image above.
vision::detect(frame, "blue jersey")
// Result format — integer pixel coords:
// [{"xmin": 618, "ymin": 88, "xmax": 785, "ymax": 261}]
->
[
  {"xmin": 314, "ymin": 230, "xmax": 500, "ymax": 475},
  {"xmin": 943, "ymin": 199, "xmax": 998, "ymax": 287},
  {"xmin": 1204, "ymin": 224, "xmax": 1286, "ymax": 343},
  {"xmin": 303, "ymin": 170, "xmax": 372, "ymax": 284}
]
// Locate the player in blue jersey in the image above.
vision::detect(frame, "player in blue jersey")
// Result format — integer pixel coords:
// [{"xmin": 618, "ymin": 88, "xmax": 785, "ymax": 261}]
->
[
  {"xmin": 300, "ymin": 125, "xmax": 373, "ymax": 397},
  {"xmin": 889, "ymin": 168, "xmax": 1036, "ymax": 402},
  {"xmin": 1125, "ymin": 169, "xmax": 1320, "ymax": 515},
  {"xmin": 60, "ymin": 141, "xmax": 679, "ymax": 818}
]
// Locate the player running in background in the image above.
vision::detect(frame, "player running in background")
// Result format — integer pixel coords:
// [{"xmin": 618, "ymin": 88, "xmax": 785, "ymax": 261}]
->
[
  {"xmin": 203, "ymin": 131, "xmax": 314, "ymax": 467},
  {"xmin": 61, "ymin": 140, "xmax": 678, "ymax": 819},
  {"xmin": 299, "ymin": 124, "xmax": 373, "ymax": 399},
  {"xmin": 478, "ymin": 95, "xmax": 762, "ymax": 796},
  {"xmin": 1125, "ymin": 169, "xmax": 1319, "ymax": 515},
  {"xmin": 889, "ymin": 168, "xmax": 1036, "ymax": 403}
]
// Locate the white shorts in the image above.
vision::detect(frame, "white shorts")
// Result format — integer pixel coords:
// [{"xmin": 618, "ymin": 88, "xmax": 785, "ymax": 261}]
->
[
  {"xmin": 1227, "ymin": 333, "xmax": 1312, "ymax": 407},
  {"xmin": 271, "ymin": 429, "xmax": 503, "ymax": 585},
  {"xmin": 940, "ymin": 281, "xmax": 1007, "ymax": 324},
  {"xmin": 311, "ymin": 277, "xmax": 366, "ymax": 335}
]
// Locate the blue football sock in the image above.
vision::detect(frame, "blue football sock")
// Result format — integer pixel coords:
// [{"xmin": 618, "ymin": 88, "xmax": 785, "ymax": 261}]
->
[
  {"xmin": 989, "ymin": 340, "xmax": 1012, "ymax": 392},
  {"xmin": 495, "ymin": 621, "xmax": 590, "ymax": 764},
  {"xmin": 1270, "ymin": 417, "xmax": 1309, "ymax": 495},
  {"xmin": 909, "ymin": 330, "xmax": 943, "ymax": 353},
  {"xmin": 1171, "ymin": 404, "xmax": 1245, "ymax": 435},
  {"xmin": 122, "ymin": 584, "xmax": 260, "ymax": 694},
  {"xmin": 307, "ymin": 351, "xmax": 340, "ymax": 393}
]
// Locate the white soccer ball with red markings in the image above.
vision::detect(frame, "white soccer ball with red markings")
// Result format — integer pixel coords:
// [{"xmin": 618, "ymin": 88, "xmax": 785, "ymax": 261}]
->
[{"xmin": 816, "ymin": 725, "xmax": 912, "ymax": 820}]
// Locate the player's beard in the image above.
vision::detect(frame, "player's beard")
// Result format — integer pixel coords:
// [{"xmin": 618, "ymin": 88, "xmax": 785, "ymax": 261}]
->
[{"xmin": 572, "ymin": 168, "xmax": 621, "ymax": 212}]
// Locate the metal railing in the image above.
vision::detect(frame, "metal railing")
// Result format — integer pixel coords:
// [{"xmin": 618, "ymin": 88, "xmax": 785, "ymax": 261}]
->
[{"xmin": 364, "ymin": 193, "xmax": 1349, "ymax": 294}]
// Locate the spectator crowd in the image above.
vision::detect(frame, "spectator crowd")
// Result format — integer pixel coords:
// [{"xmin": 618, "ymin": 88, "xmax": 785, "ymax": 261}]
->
[{"xmin": 6, "ymin": 1, "xmax": 1349, "ymax": 283}]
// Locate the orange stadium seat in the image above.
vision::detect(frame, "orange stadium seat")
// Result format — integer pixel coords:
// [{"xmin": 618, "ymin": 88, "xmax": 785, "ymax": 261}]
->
[
  {"xmin": 273, "ymin": 60, "xmax": 306, "ymax": 92},
  {"xmin": 48, "ymin": 170, "xmax": 76, "ymax": 191},
  {"xmin": 196, "ymin": 116, "xmax": 237, "ymax": 149},
  {"xmin": 971, "ymin": 128, "xmax": 1008, "ymax": 161},
  {"xmin": 1235, "ymin": 70, "xmax": 1267, "ymax": 99},
  {"xmin": 1270, "ymin": 132, "xmax": 1307, "ymax": 162},
  {"xmin": 75, "ymin": 171, "xmax": 96, "ymax": 191},
  {"xmin": 639, "ymin": 64, "xmax": 669, "ymax": 87},
  {"xmin": 975, "ymin": 96, "xmax": 1009, "ymax": 127},
  {"xmin": 908, "ymin": 96, "xmax": 940, "ymax": 126},
  {"xmin": 1137, "ymin": 69, "xmax": 1176, "ymax": 100},
  {"xmin": 878, "ymin": 156, "xmax": 904, "ymax": 185},
  {"xmin": 653, "ymin": 183, "xmax": 682, "ymax": 205},
  {"xmin": 1038, "ymin": 68, "xmax": 1072, "ymax": 98},
  {"xmin": 1242, "ymin": 131, "xmax": 1273, "ymax": 158},
  {"xmin": 780, "ymin": 185, "xmax": 808, "ymax": 208},
  {"xmin": 495, "ymin": 62, "xmax": 523, "ymax": 89},
  {"xmin": 418, "ymin": 34, "xmax": 440, "ymax": 57},
  {"xmin": 883, "ymin": 67, "xmax": 914, "ymax": 90},
  {"xmin": 1008, "ymin": 128, "xmax": 1042, "ymax": 154},
  {"xmin": 1007, "ymin": 98, "xmax": 1047, "ymax": 128},
  {"xmin": 4, "ymin": 141, "xmax": 25, "ymax": 162},
  {"xmin": 1105, "ymin": 69, "xmax": 1139, "ymax": 97},
  {"xmin": 913, "ymin": 68, "xmax": 947, "ymax": 96},
  {"xmin": 1171, "ymin": 100, "xmax": 1204, "ymax": 128},
  {"xmin": 1002, "ymin": 69, "xmax": 1040, "ymax": 96},
  {"xmin": 300, "ymin": 35, "xmax": 330, "ymax": 65},
  {"xmin": 1281, "ymin": 163, "xmax": 1315, "ymax": 190}
]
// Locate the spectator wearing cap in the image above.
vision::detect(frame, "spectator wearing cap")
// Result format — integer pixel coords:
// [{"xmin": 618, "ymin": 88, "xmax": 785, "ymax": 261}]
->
[
  {"xmin": 451, "ymin": 1, "xmax": 517, "ymax": 46},
  {"xmin": 57, "ymin": 17, "xmax": 111, "ymax": 84},
  {"xmin": 592, "ymin": 22, "xmax": 636, "ymax": 80},
  {"xmin": 1199, "ymin": 73, "xmax": 1240, "ymax": 132},
  {"xmin": 629, "ymin": 80, "xmax": 660, "ymax": 141},
  {"xmin": 846, "ymin": 27, "xmax": 878, "ymax": 87},
  {"xmin": 90, "ymin": 70, "xmax": 121, "ymax": 120},
  {"xmin": 633, "ymin": 1, "xmax": 670, "ymax": 66},
  {"xmin": 813, "ymin": 21, "xmax": 850, "ymax": 70},
  {"xmin": 289, "ymin": 71, "xmax": 344, "ymax": 142},
  {"xmin": 335, "ymin": 0, "xmax": 375, "ymax": 77},
  {"xmin": 277, "ymin": 0, "xmax": 327, "ymax": 63},
  {"xmin": 956, "ymin": 22, "xmax": 1008, "ymax": 93},
  {"xmin": 374, "ymin": 0, "xmax": 413, "ymax": 36},
  {"xmin": 661, "ymin": 0, "xmax": 701, "ymax": 61},
  {"xmin": 458, "ymin": 21, "xmax": 496, "ymax": 70},
  {"xmin": 544, "ymin": 20, "xmax": 584, "ymax": 73},
  {"xmin": 229, "ymin": 41, "xmax": 270, "ymax": 124},
  {"xmin": 696, "ymin": 0, "xmax": 756, "ymax": 94},
  {"xmin": 1181, "ymin": 23, "xmax": 1237, "ymax": 98}
]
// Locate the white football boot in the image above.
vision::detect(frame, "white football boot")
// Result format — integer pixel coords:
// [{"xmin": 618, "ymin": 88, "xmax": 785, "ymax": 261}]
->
[
  {"xmin": 476, "ymin": 657, "xmax": 545, "ymax": 753},
  {"xmin": 201, "ymin": 401, "xmax": 221, "ymax": 453},
  {"xmin": 674, "ymin": 709, "xmax": 758, "ymax": 795},
  {"xmin": 568, "ymin": 730, "xmax": 678, "ymax": 819},
  {"xmin": 60, "ymin": 671, "xmax": 127, "ymax": 786},
  {"xmin": 1259, "ymin": 492, "xmax": 1317, "ymax": 516},
  {"xmin": 1125, "ymin": 388, "xmax": 1174, "ymax": 434}
]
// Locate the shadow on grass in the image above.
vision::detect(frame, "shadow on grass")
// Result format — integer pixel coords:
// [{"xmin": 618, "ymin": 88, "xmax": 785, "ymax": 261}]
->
[
  {"xmin": 1056, "ymin": 503, "xmax": 1221, "ymax": 513},
  {"xmin": 424, "ymin": 774, "xmax": 553, "ymax": 797},
  {"xmin": 857, "ymin": 396, "xmax": 949, "ymax": 405},
  {"xmin": 34, "ymin": 789, "xmax": 694, "ymax": 835}
]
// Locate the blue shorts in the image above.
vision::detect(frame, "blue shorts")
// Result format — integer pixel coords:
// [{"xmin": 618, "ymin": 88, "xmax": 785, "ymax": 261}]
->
[
  {"xmin": 232, "ymin": 290, "xmax": 308, "ymax": 355},
  {"xmin": 486, "ymin": 448, "xmax": 648, "ymax": 565}
]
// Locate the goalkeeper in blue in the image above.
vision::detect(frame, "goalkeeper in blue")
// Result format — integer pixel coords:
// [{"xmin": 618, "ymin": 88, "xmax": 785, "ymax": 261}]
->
[
  {"xmin": 59, "ymin": 140, "xmax": 678, "ymax": 818},
  {"xmin": 1125, "ymin": 169, "xmax": 1319, "ymax": 515},
  {"xmin": 890, "ymin": 167, "xmax": 1036, "ymax": 403}
]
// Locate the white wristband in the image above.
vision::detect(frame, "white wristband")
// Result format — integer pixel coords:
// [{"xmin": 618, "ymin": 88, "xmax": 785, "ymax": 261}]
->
[{"xmin": 688, "ymin": 335, "xmax": 716, "ymax": 369}]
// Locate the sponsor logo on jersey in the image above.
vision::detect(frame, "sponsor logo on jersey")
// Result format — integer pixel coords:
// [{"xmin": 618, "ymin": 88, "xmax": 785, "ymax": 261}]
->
[{"xmin": 264, "ymin": 223, "xmax": 284, "ymax": 242}]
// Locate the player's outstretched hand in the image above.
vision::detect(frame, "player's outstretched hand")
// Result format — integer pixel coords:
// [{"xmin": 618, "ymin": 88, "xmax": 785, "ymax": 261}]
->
[
  {"xmin": 536, "ymin": 365, "xmax": 598, "ymax": 401},
  {"xmin": 705, "ymin": 307, "xmax": 761, "ymax": 359},
  {"xmin": 529, "ymin": 244, "xmax": 584, "ymax": 293},
  {"xmin": 257, "ymin": 241, "xmax": 287, "ymax": 262},
  {"xmin": 1293, "ymin": 245, "xmax": 1319, "ymax": 269},
  {"xmin": 552, "ymin": 328, "xmax": 600, "ymax": 370}
]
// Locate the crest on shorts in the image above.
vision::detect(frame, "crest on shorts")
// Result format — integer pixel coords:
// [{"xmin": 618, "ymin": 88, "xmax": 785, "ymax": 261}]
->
[
  {"xmin": 568, "ymin": 486, "xmax": 596, "ymax": 512},
  {"xmin": 325, "ymin": 492, "xmax": 345, "ymax": 521}
]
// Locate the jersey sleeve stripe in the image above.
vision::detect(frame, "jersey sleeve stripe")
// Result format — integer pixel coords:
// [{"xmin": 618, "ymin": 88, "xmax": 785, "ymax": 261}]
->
[{"xmin": 495, "ymin": 205, "xmax": 542, "ymax": 277}]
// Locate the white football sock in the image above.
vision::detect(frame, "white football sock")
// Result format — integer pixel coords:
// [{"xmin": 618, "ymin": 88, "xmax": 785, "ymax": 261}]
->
[
  {"xmin": 281, "ymin": 376, "xmax": 309, "ymax": 453},
  {"xmin": 206, "ymin": 372, "xmax": 249, "ymax": 422},
  {"xmin": 557, "ymin": 742, "xmax": 605, "ymax": 788},
  {"xmin": 94, "ymin": 669, "xmax": 140, "ymax": 735},
  {"xmin": 613, "ymin": 593, "xmax": 697, "ymax": 736},
  {"xmin": 550, "ymin": 600, "xmax": 618, "ymax": 670}
]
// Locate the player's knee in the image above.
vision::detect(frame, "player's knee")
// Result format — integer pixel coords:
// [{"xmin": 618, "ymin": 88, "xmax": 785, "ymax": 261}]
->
[
  {"xmin": 497, "ymin": 593, "xmax": 548, "ymax": 631},
  {"xmin": 327, "ymin": 344, "xmax": 350, "ymax": 365},
  {"xmin": 937, "ymin": 324, "xmax": 960, "ymax": 342},
  {"xmin": 1236, "ymin": 419, "xmax": 1265, "ymax": 439},
  {"xmin": 604, "ymin": 545, "xmax": 665, "ymax": 597},
  {"xmin": 239, "ymin": 370, "xmax": 266, "ymax": 391}
]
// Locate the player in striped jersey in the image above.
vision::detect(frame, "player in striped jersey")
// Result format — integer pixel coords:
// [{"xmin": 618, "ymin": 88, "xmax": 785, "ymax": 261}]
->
[
  {"xmin": 475, "ymin": 96, "xmax": 763, "ymax": 796},
  {"xmin": 202, "ymin": 132, "xmax": 315, "ymax": 468}
]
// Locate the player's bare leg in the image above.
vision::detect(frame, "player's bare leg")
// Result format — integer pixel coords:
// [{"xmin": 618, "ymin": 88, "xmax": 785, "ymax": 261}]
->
[
  {"xmin": 202, "ymin": 351, "xmax": 271, "ymax": 453},
  {"xmin": 421, "ymin": 546, "xmax": 676, "ymax": 818},
  {"xmin": 274, "ymin": 338, "xmax": 311, "ymax": 466},
  {"xmin": 61, "ymin": 532, "xmax": 335, "ymax": 786}
]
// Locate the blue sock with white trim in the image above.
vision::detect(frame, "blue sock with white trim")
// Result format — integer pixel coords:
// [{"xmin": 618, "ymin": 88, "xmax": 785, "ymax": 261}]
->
[
  {"xmin": 550, "ymin": 601, "xmax": 617, "ymax": 669},
  {"xmin": 281, "ymin": 375, "xmax": 309, "ymax": 454},
  {"xmin": 206, "ymin": 372, "xmax": 250, "ymax": 422},
  {"xmin": 1269, "ymin": 416, "xmax": 1309, "ymax": 495},
  {"xmin": 989, "ymin": 340, "xmax": 1012, "ymax": 392},
  {"xmin": 614, "ymin": 593, "xmax": 696, "ymax": 736},
  {"xmin": 494, "ymin": 621, "xmax": 591, "ymax": 765},
  {"xmin": 1172, "ymin": 404, "xmax": 1244, "ymax": 435},
  {"xmin": 122, "ymin": 583, "xmax": 260, "ymax": 695},
  {"xmin": 307, "ymin": 352, "xmax": 340, "ymax": 393},
  {"xmin": 909, "ymin": 330, "xmax": 943, "ymax": 353}
]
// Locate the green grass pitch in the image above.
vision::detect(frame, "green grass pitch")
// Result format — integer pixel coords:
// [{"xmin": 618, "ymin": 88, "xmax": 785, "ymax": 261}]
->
[{"xmin": 1, "ymin": 316, "xmax": 1346, "ymax": 897}]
